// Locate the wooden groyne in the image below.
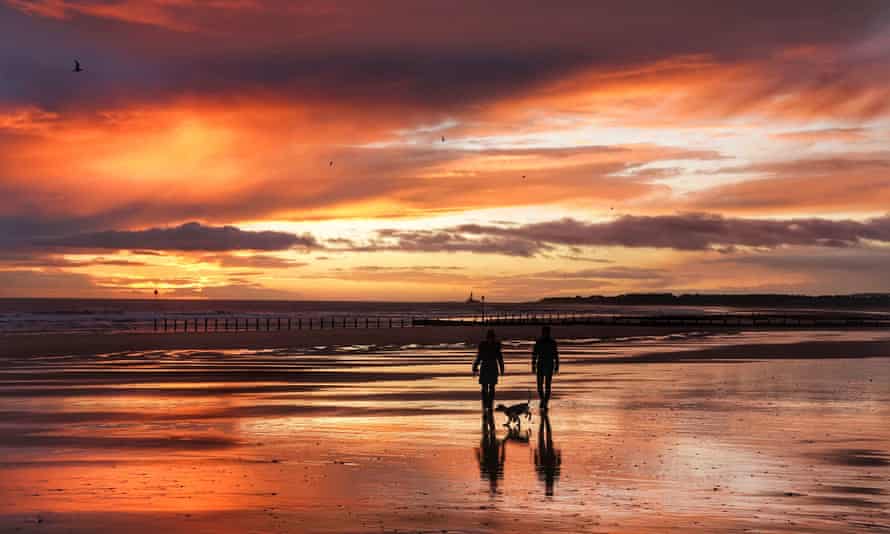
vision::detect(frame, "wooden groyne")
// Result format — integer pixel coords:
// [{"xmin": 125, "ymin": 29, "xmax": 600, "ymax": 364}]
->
[
  {"xmin": 417, "ymin": 312, "xmax": 890, "ymax": 328},
  {"xmin": 151, "ymin": 312, "xmax": 890, "ymax": 333},
  {"xmin": 152, "ymin": 315, "xmax": 417, "ymax": 333}
]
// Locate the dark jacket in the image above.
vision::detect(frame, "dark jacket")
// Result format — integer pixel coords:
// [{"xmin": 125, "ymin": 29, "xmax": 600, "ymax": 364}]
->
[
  {"xmin": 532, "ymin": 336, "xmax": 559, "ymax": 375},
  {"xmin": 473, "ymin": 339, "xmax": 505, "ymax": 385}
]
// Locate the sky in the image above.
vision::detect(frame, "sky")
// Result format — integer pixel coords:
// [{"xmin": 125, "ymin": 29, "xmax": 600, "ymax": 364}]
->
[{"xmin": 2, "ymin": 0, "xmax": 890, "ymax": 301}]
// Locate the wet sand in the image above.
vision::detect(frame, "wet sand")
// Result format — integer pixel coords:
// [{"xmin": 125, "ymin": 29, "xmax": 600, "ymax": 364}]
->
[
  {"xmin": 0, "ymin": 324, "xmax": 716, "ymax": 359},
  {"xmin": 4, "ymin": 322, "xmax": 889, "ymax": 360},
  {"xmin": 1, "ymin": 330, "xmax": 888, "ymax": 533}
]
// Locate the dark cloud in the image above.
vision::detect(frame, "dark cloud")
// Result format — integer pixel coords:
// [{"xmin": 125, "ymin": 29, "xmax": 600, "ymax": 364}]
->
[
  {"xmin": 3, "ymin": 1, "xmax": 889, "ymax": 111},
  {"xmin": 455, "ymin": 214, "xmax": 890, "ymax": 250},
  {"xmin": 52, "ymin": 257, "xmax": 147, "ymax": 267},
  {"xmin": 0, "ymin": 252, "xmax": 98, "ymax": 267},
  {"xmin": 343, "ymin": 214, "xmax": 890, "ymax": 255},
  {"xmin": 39, "ymin": 221, "xmax": 318, "ymax": 252},
  {"xmin": 333, "ymin": 231, "xmax": 544, "ymax": 257},
  {"xmin": 557, "ymin": 254, "xmax": 613, "ymax": 264}
]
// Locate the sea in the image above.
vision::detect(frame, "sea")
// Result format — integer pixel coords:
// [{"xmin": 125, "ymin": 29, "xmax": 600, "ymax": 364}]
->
[{"xmin": 1, "ymin": 298, "xmax": 886, "ymax": 335}]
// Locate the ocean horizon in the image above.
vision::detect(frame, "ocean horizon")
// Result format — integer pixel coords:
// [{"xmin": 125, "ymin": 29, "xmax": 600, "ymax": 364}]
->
[{"xmin": 0, "ymin": 297, "xmax": 886, "ymax": 335}]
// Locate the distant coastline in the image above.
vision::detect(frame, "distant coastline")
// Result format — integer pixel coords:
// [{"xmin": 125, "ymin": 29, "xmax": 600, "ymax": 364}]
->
[{"xmin": 536, "ymin": 293, "xmax": 890, "ymax": 309}]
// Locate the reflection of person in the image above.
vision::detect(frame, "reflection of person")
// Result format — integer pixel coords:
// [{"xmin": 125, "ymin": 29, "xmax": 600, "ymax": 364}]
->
[
  {"xmin": 476, "ymin": 411, "xmax": 505, "ymax": 495},
  {"xmin": 532, "ymin": 326, "xmax": 559, "ymax": 410},
  {"xmin": 473, "ymin": 329, "xmax": 505, "ymax": 411},
  {"xmin": 534, "ymin": 413, "xmax": 562, "ymax": 496}
]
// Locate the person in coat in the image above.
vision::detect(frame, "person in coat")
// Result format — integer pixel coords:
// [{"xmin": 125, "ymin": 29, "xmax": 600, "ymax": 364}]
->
[
  {"xmin": 473, "ymin": 329, "xmax": 505, "ymax": 411},
  {"xmin": 532, "ymin": 325, "xmax": 559, "ymax": 410}
]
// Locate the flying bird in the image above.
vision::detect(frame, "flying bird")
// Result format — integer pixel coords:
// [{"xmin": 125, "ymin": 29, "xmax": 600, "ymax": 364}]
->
[
  {"xmin": 329, "ymin": 160, "xmax": 334, "ymax": 167},
  {"xmin": 72, "ymin": 60, "xmax": 83, "ymax": 72}
]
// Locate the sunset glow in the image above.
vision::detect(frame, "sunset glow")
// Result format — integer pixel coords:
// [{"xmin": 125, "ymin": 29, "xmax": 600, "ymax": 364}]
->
[{"xmin": 3, "ymin": 1, "xmax": 890, "ymax": 300}]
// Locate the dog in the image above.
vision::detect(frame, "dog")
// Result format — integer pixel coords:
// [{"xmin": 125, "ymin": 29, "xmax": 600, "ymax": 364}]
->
[{"xmin": 496, "ymin": 390, "xmax": 533, "ymax": 428}]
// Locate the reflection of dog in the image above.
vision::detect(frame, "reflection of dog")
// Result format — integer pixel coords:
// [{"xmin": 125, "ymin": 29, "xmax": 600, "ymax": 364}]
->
[
  {"xmin": 504, "ymin": 424, "xmax": 531, "ymax": 444},
  {"xmin": 496, "ymin": 390, "xmax": 533, "ymax": 427}
]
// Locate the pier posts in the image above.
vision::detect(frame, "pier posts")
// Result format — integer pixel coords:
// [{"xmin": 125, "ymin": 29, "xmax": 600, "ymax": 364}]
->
[{"xmin": 147, "ymin": 311, "xmax": 890, "ymax": 333}]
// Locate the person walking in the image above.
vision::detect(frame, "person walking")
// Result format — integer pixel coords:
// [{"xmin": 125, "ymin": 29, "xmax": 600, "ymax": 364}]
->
[
  {"xmin": 532, "ymin": 325, "xmax": 559, "ymax": 410},
  {"xmin": 473, "ymin": 329, "xmax": 505, "ymax": 411}
]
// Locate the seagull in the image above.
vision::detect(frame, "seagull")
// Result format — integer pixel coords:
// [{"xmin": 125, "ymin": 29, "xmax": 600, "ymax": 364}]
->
[
  {"xmin": 73, "ymin": 60, "xmax": 83, "ymax": 72},
  {"xmin": 329, "ymin": 160, "xmax": 334, "ymax": 167},
  {"xmin": 441, "ymin": 135, "xmax": 445, "ymax": 143},
  {"xmin": 522, "ymin": 175, "xmax": 526, "ymax": 179}
]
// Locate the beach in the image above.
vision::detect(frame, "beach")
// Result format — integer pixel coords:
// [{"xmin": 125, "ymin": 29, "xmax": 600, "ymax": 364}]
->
[
  {"xmin": 0, "ymin": 324, "xmax": 719, "ymax": 359},
  {"xmin": 1, "ymin": 327, "xmax": 888, "ymax": 533}
]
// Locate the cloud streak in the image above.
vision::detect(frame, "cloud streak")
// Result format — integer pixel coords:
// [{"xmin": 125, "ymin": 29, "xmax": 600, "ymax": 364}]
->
[
  {"xmin": 39, "ymin": 222, "xmax": 318, "ymax": 251},
  {"xmin": 339, "ymin": 214, "xmax": 890, "ymax": 256}
]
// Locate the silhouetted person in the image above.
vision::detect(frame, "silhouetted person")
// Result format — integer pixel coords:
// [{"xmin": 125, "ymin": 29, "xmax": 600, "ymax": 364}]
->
[
  {"xmin": 532, "ymin": 325, "xmax": 559, "ymax": 410},
  {"xmin": 475, "ymin": 411, "xmax": 505, "ymax": 495},
  {"xmin": 473, "ymin": 329, "xmax": 504, "ymax": 411},
  {"xmin": 534, "ymin": 413, "xmax": 561, "ymax": 496}
]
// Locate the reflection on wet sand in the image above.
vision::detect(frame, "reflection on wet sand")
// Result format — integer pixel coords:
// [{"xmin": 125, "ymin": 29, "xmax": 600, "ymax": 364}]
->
[
  {"xmin": 535, "ymin": 414, "xmax": 562, "ymax": 496},
  {"xmin": 476, "ymin": 412, "xmax": 506, "ymax": 495},
  {"xmin": 0, "ymin": 330, "xmax": 887, "ymax": 533},
  {"xmin": 504, "ymin": 423, "xmax": 531, "ymax": 445}
]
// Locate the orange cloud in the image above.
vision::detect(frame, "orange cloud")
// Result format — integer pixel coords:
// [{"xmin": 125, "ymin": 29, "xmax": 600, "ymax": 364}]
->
[
  {"xmin": 1, "ymin": 97, "xmax": 714, "ymax": 228},
  {"xmin": 687, "ymin": 155, "xmax": 890, "ymax": 214},
  {"xmin": 477, "ymin": 49, "xmax": 890, "ymax": 130}
]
